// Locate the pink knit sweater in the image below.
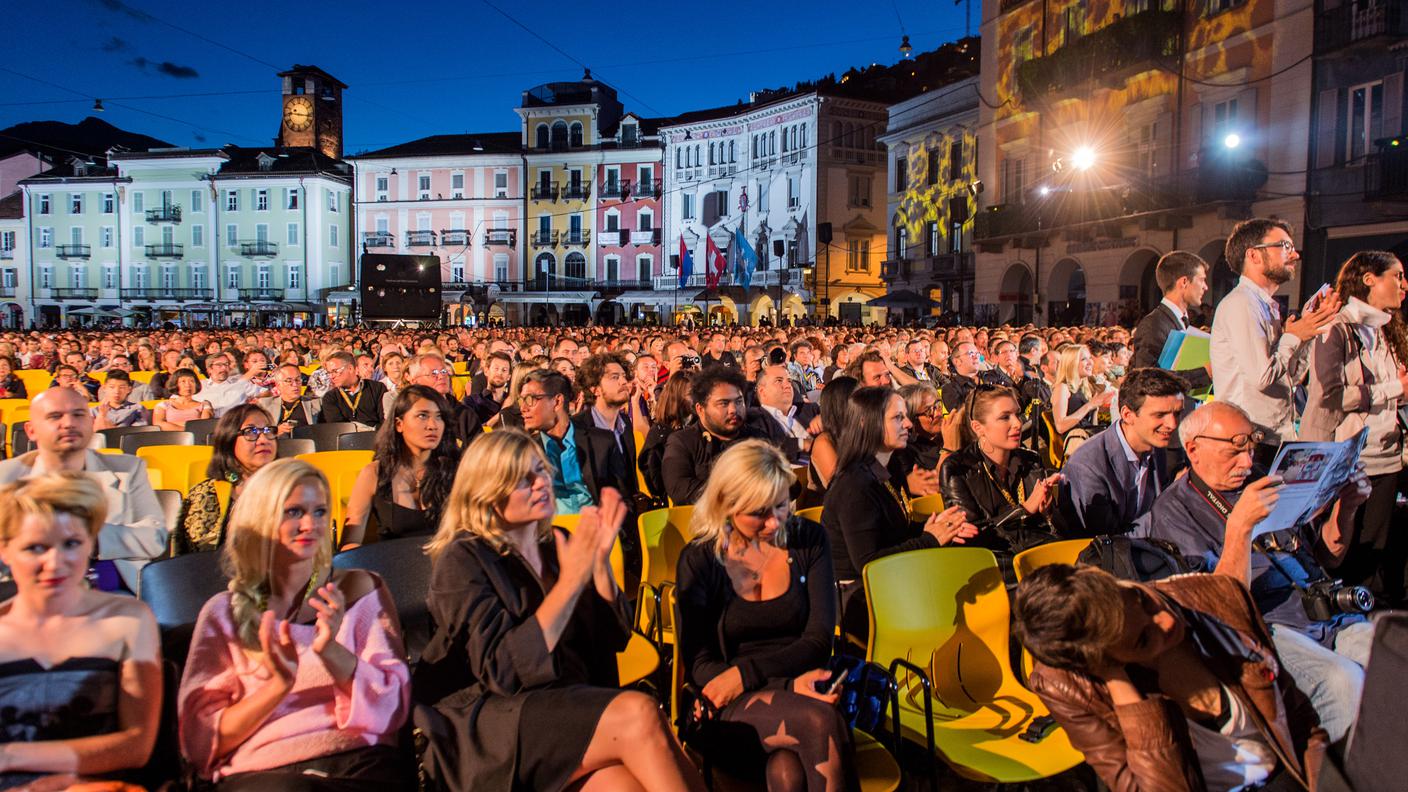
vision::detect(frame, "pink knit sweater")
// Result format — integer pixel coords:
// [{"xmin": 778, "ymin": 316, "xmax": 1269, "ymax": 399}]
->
[{"xmin": 177, "ymin": 586, "xmax": 410, "ymax": 780}]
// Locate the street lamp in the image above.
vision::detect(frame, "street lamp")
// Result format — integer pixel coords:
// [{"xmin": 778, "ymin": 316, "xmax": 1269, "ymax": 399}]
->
[{"xmin": 1072, "ymin": 146, "xmax": 1097, "ymax": 171}]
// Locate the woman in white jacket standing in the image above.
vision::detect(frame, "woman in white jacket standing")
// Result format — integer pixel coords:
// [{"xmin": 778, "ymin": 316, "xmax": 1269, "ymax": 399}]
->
[{"xmin": 1304, "ymin": 250, "xmax": 1408, "ymax": 606}]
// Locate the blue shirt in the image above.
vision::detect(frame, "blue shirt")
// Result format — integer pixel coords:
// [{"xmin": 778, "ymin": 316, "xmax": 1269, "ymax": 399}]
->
[{"xmin": 539, "ymin": 422, "xmax": 595, "ymax": 515}]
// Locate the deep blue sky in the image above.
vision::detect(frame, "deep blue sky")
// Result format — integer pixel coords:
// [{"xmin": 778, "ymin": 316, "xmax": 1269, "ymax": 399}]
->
[{"xmin": 2, "ymin": 0, "xmax": 971, "ymax": 154}]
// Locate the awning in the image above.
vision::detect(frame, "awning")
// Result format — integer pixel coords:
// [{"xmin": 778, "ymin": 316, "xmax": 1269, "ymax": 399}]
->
[
  {"xmin": 493, "ymin": 291, "xmax": 597, "ymax": 304},
  {"xmin": 613, "ymin": 290, "xmax": 664, "ymax": 305},
  {"xmin": 867, "ymin": 289, "xmax": 938, "ymax": 309}
]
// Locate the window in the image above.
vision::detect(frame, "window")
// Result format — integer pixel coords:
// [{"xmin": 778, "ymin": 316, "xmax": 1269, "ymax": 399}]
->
[
  {"xmin": 536, "ymin": 124, "xmax": 550, "ymax": 149},
  {"xmin": 1137, "ymin": 122, "xmax": 1159, "ymax": 177},
  {"xmin": 161, "ymin": 266, "xmax": 176, "ymax": 289},
  {"xmin": 639, "ymin": 165, "xmax": 654, "ymax": 192},
  {"xmin": 636, "ymin": 255, "xmax": 652, "ymax": 279},
  {"xmin": 729, "ymin": 141, "xmax": 737, "ymax": 162},
  {"xmin": 495, "ymin": 171, "xmax": 508, "ymax": 198},
  {"xmin": 1212, "ymin": 97, "xmax": 1240, "ymax": 149},
  {"xmin": 682, "ymin": 193, "xmax": 695, "ymax": 220},
  {"xmin": 605, "ymin": 212, "xmax": 619, "ymax": 232},
  {"xmin": 896, "ymin": 156, "xmax": 908, "ymax": 191},
  {"xmin": 287, "ymin": 223, "xmax": 299, "ymax": 245},
  {"xmin": 1062, "ymin": 5, "xmax": 1086, "ymax": 43},
  {"xmin": 161, "ymin": 226, "xmax": 174, "ymax": 246},
  {"xmin": 329, "ymin": 224, "xmax": 339, "ymax": 246},
  {"xmin": 638, "ymin": 209, "xmax": 654, "ymax": 231},
  {"xmin": 70, "ymin": 227, "xmax": 83, "ymax": 245},
  {"xmin": 896, "ymin": 227, "xmax": 909, "ymax": 259},
  {"xmin": 375, "ymin": 216, "xmax": 389, "ymax": 234},
  {"xmin": 225, "ymin": 190, "xmax": 238, "ymax": 211},
  {"xmin": 451, "ymin": 258, "xmax": 464, "ymax": 283},
  {"xmin": 1349, "ymin": 80, "xmax": 1385, "ymax": 162},
  {"xmin": 0, "ymin": 269, "xmax": 12, "ymax": 290},
  {"xmin": 130, "ymin": 265, "xmax": 144, "ymax": 288},
  {"xmin": 418, "ymin": 174, "xmax": 431, "ymax": 199},
  {"xmin": 327, "ymin": 190, "xmax": 339, "ymax": 212},
  {"xmin": 676, "ymin": 148, "xmax": 683, "ymax": 169},
  {"xmin": 495, "ymin": 254, "xmax": 509, "ymax": 282},
  {"xmin": 255, "ymin": 223, "xmax": 269, "ymax": 243},
  {"xmin": 257, "ymin": 266, "xmax": 271, "ymax": 289},
  {"xmin": 605, "ymin": 256, "xmax": 620, "ymax": 282},
  {"xmin": 565, "ymin": 251, "xmax": 586, "ymax": 280},
  {"xmin": 286, "ymin": 189, "xmax": 299, "ymax": 210},
  {"xmin": 71, "ymin": 265, "xmax": 86, "ymax": 289},
  {"xmin": 451, "ymin": 172, "xmax": 464, "ymax": 198},
  {"xmin": 375, "ymin": 176, "xmax": 388, "ymax": 200},
  {"xmin": 846, "ymin": 239, "xmax": 871, "ymax": 272},
  {"xmin": 101, "ymin": 226, "xmax": 114, "ymax": 248},
  {"xmin": 949, "ymin": 141, "xmax": 963, "ymax": 181},
  {"xmin": 102, "ymin": 266, "xmax": 116, "ymax": 290},
  {"xmin": 226, "ymin": 266, "xmax": 240, "ymax": 289},
  {"xmin": 606, "ymin": 167, "xmax": 620, "ymax": 192},
  {"xmin": 1205, "ymin": 0, "xmax": 1241, "ymax": 14},
  {"xmin": 40, "ymin": 266, "xmax": 52, "ymax": 288},
  {"xmin": 255, "ymin": 189, "xmax": 269, "ymax": 211},
  {"xmin": 417, "ymin": 213, "xmax": 432, "ymax": 233},
  {"xmin": 132, "ymin": 227, "xmax": 143, "ymax": 246},
  {"xmin": 133, "ymin": 192, "xmax": 144, "ymax": 212},
  {"xmin": 569, "ymin": 122, "xmax": 583, "ymax": 148},
  {"xmin": 192, "ymin": 267, "xmax": 206, "ymax": 290},
  {"xmin": 192, "ymin": 225, "xmax": 204, "ymax": 247},
  {"xmin": 1002, "ymin": 157, "xmax": 1026, "ymax": 203},
  {"xmin": 0, "ymin": 231, "xmax": 13, "ymax": 253},
  {"xmin": 103, "ymin": 193, "xmax": 115, "ymax": 213},
  {"xmin": 787, "ymin": 176, "xmax": 800, "ymax": 209},
  {"xmin": 38, "ymin": 227, "xmax": 52, "ymax": 248},
  {"xmin": 38, "ymin": 195, "xmax": 50, "ymax": 215},
  {"xmin": 927, "ymin": 221, "xmax": 940, "ymax": 255},
  {"xmin": 190, "ymin": 190, "xmax": 202, "ymax": 213},
  {"xmin": 70, "ymin": 194, "xmax": 83, "ymax": 214},
  {"xmin": 622, "ymin": 123, "xmax": 638, "ymax": 146},
  {"xmin": 226, "ymin": 224, "xmax": 238, "ymax": 246},
  {"xmin": 927, "ymin": 152, "xmax": 941, "ymax": 186},
  {"xmin": 848, "ymin": 174, "xmax": 871, "ymax": 207}
]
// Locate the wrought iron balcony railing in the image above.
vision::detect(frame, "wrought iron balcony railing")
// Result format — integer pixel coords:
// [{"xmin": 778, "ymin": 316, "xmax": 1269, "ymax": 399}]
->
[
  {"xmin": 406, "ymin": 230, "xmax": 437, "ymax": 247},
  {"xmin": 632, "ymin": 179, "xmax": 662, "ymax": 199},
  {"xmin": 240, "ymin": 240, "xmax": 278, "ymax": 257},
  {"xmin": 630, "ymin": 228, "xmax": 661, "ymax": 246},
  {"xmin": 600, "ymin": 180, "xmax": 630, "ymax": 200},
  {"xmin": 440, "ymin": 229, "xmax": 471, "ymax": 246},
  {"xmin": 562, "ymin": 182, "xmax": 592, "ymax": 201},
  {"xmin": 362, "ymin": 232, "xmax": 395, "ymax": 248},
  {"xmin": 484, "ymin": 229, "xmax": 517, "ymax": 247},
  {"xmin": 1016, "ymin": 9, "xmax": 1180, "ymax": 99},
  {"xmin": 145, "ymin": 205, "xmax": 182, "ymax": 223},
  {"xmin": 239, "ymin": 288, "xmax": 286, "ymax": 302},
  {"xmin": 52, "ymin": 288, "xmax": 98, "ymax": 300},
  {"xmin": 1316, "ymin": 0, "xmax": 1407, "ymax": 53},
  {"xmin": 531, "ymin": 182, "xmax": 559, "ymax": 201},
  {"xmin": 56, "ymin": 244, "xmax": 91, "ymax": 259},
  {"xmin": 531, "ymin": 230, "xmax": 559, "ymax": 247},
  {"xmin": 121, "ymin": 288, "xmax": 212, "ymax": 301},
  {"xmin": 561, "ymin": 230, "xmax": 591, "ymax": 246},
  {"xmin": 145, "ymin": 243, "xmax": 183, "ymax": 258}
]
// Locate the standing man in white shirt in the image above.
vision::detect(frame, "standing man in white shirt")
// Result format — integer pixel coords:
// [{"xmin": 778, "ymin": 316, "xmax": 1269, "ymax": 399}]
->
[
  {"xmin": 194, "ymin": 352, "xmax": 266, "ymax": 417},
  {"xmin": 1210, "ymin": 219, "xmax": 1341, "ymax": 464}
]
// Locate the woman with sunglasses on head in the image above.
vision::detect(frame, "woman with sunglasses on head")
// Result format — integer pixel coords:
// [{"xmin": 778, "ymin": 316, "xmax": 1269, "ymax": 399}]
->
[
  {"xmin": 172, "ymin": 404, "xmax": 279, "ymax": 555},
  {"xmin": 340, "ymin": 385, "xmax": 459, "ymax": 550},
  {"xmin": 414, "ymin": 431, "xmax": 705, "ymax": 792},
  {"xmin": 1303, "ymin": 250, "xmax": 1408, "ymax": 607},
  {"xmin": 179, "ymin": 458, "xmax": 412, "ymax": 790},
  {"xmin": 676, "ymin": 440, "xmax": 855, "ymax": 792},
  {"xmin": 939, "ymin": 385, "xmax": 1064, "ymax": 583}
]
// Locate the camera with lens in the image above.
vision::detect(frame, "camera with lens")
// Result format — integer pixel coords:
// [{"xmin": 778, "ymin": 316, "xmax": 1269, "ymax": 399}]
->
[
  {"xmin": 767, "ymin": 348, "xmax": 788, "ymax": 366},
  {"xmin": 1301, "ymin": 578, "xmax": 1374, "ymax": 622},
  {"xmin": 679, "ymin": 354, "xmax": 701, "ymax": 370}
]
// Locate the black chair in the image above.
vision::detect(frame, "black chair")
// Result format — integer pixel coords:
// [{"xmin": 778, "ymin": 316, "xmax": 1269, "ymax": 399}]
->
[
  {"xmin": 98, "ymin": 424, "xmax": 162, "ymax": 450},
  {"xmin": 183, "ymin": 417, "xmax": 219, "ymax": 445},
  {"xmin": 276, "ymin": 437, "xmax": 316, "ymax": 458},
  {"xmin": 294, "ymin": 421, "xmax": 360, "ymax": 452},
  {"xmin": 10, "ymin": 422, "xmax": 29, "ymax": 457},
  {"xmin": 120, "ymin": 430, "xmax": 195, "ymax": 455},
  {"xmin": 138, "ymin": 552, "xmax": 228, "ymax": 666},
  {"xmin": 337, "ymin": 431, "xmax": 377, "ymax": 451},
  {"xmin": 333, "ymin": 537, "xmax": 433, "ymax": 663},
  {"xmin": 154, "ymin": 489, "xmax": 183, "ymax": 534}
]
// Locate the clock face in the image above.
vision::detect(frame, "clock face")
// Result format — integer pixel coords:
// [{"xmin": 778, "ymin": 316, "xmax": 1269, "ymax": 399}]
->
[{"xmin": 284, "ymin": 96, "xmax": 313, "ymax": 132}]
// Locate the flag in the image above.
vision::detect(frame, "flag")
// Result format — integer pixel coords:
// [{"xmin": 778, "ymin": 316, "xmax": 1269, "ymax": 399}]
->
[
  {"xmin": 677, "ymin": 235, "xmax": 694, "ymax": 289},
  {"xmin": 733, "ymin": 231, "xmax": 757, "ymax": 290},
  {"xmin": 706, "ymin": 235, "xmax": 728, "ymax": 288}
]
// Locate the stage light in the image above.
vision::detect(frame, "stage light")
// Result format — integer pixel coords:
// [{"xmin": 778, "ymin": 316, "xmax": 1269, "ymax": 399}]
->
[
  {"xmin": 1038, "ymin": 185, "xmax": 1051, "ymax": 197},
  {"xmin": 1072, "ymin": 146, "xmax": 1096, "ymax": 171},
  {"xmin": 1223, "ymin": 133, "xmax": 1241, "ymax": 149}
]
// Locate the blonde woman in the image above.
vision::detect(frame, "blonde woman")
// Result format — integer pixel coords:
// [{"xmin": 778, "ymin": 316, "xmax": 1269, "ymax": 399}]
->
[
  {"xmin": 178, "ymin": 459, "xmax": 412, "ymax": 790},
  {"xmin": 1050, "ymin": 343, "xmax": 1113, "ymax": 454},
  {"xmin": 675, "ymin": 440, "xmax": 855, "ymax": 792},
  {"xmin": 0, "ymin": 473, "xmax": 161, "ymax": 789},
  {"xmin": 414, "ymin": 430, "xmax": 705, "ymax": 792}
]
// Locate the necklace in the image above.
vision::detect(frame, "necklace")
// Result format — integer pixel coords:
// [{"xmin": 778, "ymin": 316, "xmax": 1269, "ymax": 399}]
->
[{"xmin": 257, "ymin": 568, "xmax": 323, "ymax": 622}]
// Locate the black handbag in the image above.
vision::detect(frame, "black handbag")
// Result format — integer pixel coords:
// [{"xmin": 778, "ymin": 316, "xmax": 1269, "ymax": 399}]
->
[{"xmin": 823, "ymin": 655, "xmax": 896, "ymax": 734}]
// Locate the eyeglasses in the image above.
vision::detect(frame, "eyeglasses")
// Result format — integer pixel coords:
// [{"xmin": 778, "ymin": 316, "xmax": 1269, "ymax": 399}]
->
[
  {"xmin": 237, "ymin": 426, "xmax": 278, "ymax": 441},
  {"xmin": 1192, "ymin": 430, "xmax": 1265, "ymax": 451},
  {"xmin": 424, "ymin": 368, "xmax": 452, "ymax": 377},
  {"xmin": 518, "ymin": 392, "xmax": 549, "ymax": 407},
  {"xmin": 1251, "ymin": 240, "xmax": 1297, "ymax": 255}
]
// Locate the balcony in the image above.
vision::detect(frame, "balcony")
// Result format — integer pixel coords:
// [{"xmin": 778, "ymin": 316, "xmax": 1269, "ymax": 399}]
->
[
  {"xmin": 51, "ymin": 288, "xmax": 97, "ymax": 301},
  {"xmin": 443, "ymin": 281, "xmax": 472, "ymax": 292},
  {"xmin": 56, "ymin": 244, "xmax": 91, "ymax": 259},
  {"xmin": 562, "ymin": 230, "xmax": 591, "ymax": 246},
  {"xmin": 630, "ymin": 228, "xmax": 662, "ymax": 246},
  {"xmin": 881, "ymin": 259, "xmax": 908, "ymax": 279},
  {"xmin": 1016, "ymin": 9, "xmax": 1180, "ymax": 99},
  {"xmin": 239, "ymin": 288, "xmax": 286, "ymax": 302},
  {"xmin": 145, "ymin": 243, "xmax": 183, "ymax": 259},
  {"xmin": 1316, "ymin": 0, "xmax": 1407, "ymax": 53},
  {"xmin": 484, "ymin": 229, "xmax": 517, "ymax": 247},
  {"xmin": 633, "ymin": 179, "xmax": 661, "ymax": 199},
  {"xmin": 1366, "ymin": 148, "xmax": 1408, "ymax": 200},
  {"xmin": 145, "ymin": 204, "xmax": 182, "ymax": 223},
  {"xmin": 593, "ymin": 278, "xmax": 653, "ymax": 294},
  {"xmin": 525, "ymin": 274, "xmax": 592, "ymax": 292},
  {"xmin": 121, "ymin": 288, "xmax": 212, "ymax": 301},
  {"xmin": 600, "ymin": 180, "xmax": 629, "ymax": 200},
  {"xmin": 0, "ymin": 286, "xmax": 13, "ymax": 298},
  {"xmin": 600, "ymin": 229, "xmax": 629, "ymax": 247},
  {"xmin": 562, "ymin": 182, "xmax": 592, "ymax": 201},
  {"xmin": 531, "ymin": 230, "xmax": 559, "ymax": 247},
  {"xmin": 362, "ymin": 232, "xmax": 395, "ymax": 248},
  {"xmin": 240, "ymin": 240, "xmax": 279, "ymax": 258},
  {"xmin": 406, "ymin": 230, "xmax": 437, "ymax": 247},
  {"xmin": 0, "ymin": 248, "xmax": 13, "ymax": 259},
  {"xmin": 531, "ymin": 182, "xmax": 559, "ymax": 201},
  {"xmin": 652, "ymin": 269, "xmax": 793, "ymax": 291},
  {"xmin": 440, "ymin": 229, "xmax": 471, "ymax": 246}
]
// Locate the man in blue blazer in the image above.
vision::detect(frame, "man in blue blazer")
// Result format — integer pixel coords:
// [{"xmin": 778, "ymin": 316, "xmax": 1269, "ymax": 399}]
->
[{"xmin": 1060, "ymin": 368, "xmax": 1188, "ymax": 536}]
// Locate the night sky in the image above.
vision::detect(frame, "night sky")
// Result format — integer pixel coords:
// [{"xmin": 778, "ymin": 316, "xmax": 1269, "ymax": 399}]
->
[{"xmin": 3, "ymin": 0, "xmax": 972, "ymax": 153}]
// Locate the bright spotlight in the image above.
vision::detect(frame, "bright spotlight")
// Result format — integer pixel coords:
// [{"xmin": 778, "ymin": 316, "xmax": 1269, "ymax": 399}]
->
[
  {"xmin": 1223, "ymin": 133, "xmax": 1241, "ymax": 149},
  {"xmin": 1038, "ymin": 185, "xmax": 1051, "ymax": 197},
  {"xmin": 1072, "ymin": 146, "xmax": 1096, "ymax": 171}
]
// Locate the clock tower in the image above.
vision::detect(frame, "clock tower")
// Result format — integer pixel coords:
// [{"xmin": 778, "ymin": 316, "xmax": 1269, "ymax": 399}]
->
[{"xmin": 277, "ymin": 65, "xmax": 346, "ymax": 160}]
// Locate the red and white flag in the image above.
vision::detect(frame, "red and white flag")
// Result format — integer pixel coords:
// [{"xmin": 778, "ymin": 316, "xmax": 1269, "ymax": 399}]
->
[{"xmin": 706, "ymin": 235, "xmax": 729, "ymax": 288}]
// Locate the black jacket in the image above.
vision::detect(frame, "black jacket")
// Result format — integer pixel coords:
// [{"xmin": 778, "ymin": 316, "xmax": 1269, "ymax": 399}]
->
[
  {"xmin": 534, "ymin": 416, "xmax": 630, "ymax": 506},
  {"xmin": 319, "ymin": 378, "xmax": 388, "ymax": 425},
  {"xmin": 573, "ymin": 408, "xmax": 638, "ymax": 497},
  {"xmin": 638, "ymin": 422, "xmax": 678, "ymax": 501},
  {"xmin": 940, "ymin": 373, "xmax": 980, "ymax": 412},
  {"xmin": 938, "ymin": 444, "xmax": 1061, "ymax": 571},
  {"xmin": 750, "ymin": 402, "xmax": 819, "ymax": 463},
  {"xmin": 1132, "ymin": 303, "xmax": 1212, "ymax": 391},
  {"xmin": 660, "ymin": 420, "xmax": 769, "ymax": 506}
]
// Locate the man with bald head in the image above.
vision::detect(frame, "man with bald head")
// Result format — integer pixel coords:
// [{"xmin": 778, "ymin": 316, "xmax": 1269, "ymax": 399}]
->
[
  {"xmin": 1142, "ymin": 400, "xmax": 1374, "ymax": 742},
  {"xmin": 0, "ymin": 388, "xmax": 166, "ymax": 594}
]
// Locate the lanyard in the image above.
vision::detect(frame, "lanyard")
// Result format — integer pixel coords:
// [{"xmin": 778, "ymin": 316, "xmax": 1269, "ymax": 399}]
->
[
  {"xmin": 280, "ymin": 401, "xmax": 301, "ymax": 424},
  {"xmin": 338, "ymin": 387, "xmax": 362, "ymax": 415},
  {"xmin": 982, "ymin": 459, "xmax": 1026, "ymax": 508},
  {"xmin": 1186, "ymin": 473, "xmax": 1312, "ymax": 585},
  {"xmin": 883, "ymin": 478, "xmax": 911, "ymax": 522}
]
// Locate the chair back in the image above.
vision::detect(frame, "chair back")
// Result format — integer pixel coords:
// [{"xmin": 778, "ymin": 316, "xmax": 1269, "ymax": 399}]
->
[
  {"xmin": 333, "ymin": 537, "xmax": 433, "ymax": 663},
  {"xmin": 154, "ymin": 489, "xmax": 183, "ymax": 535},
  {"xmin": 337, "ymin": 430, "xmax": 377, "ymax": 451},
  {"xmin": 128, "ymin": 370, "xmax": 157, "ymax": 385},
  {"xmin": 138, "ymin": 551, "xmax": 229, "ymax": 665},
  {"xmin": 553, "ymin": 514, "xmax": 626, "ymax": 590},
  {"xmin": 294, "ymin": 421, "xmax": 360, "ymax": 452},
  {"xmin": 276, "ymin": 437, "xmax": 316, "ymax": 458},
  {"xmin": 1012, "ymin": 538, "xmax": 1092, "ymax": 581},
  {"xmin": 795, "ymin": 506, "xmax": 824, "ymax": 524},
  {"xmin": 863, "ymin": 547, "xmax": 1013, "ymax": 719},
  {"xmin": 1041, "ymin": 411, "xmax": 1065, "ymax": 470},
  {"xmin": 135, "ymin": 445, "xmax": 215, "ymax": 496},
  {"xmin": 295, "ymin": 450, "xmax": 375, "ymax": 539},
  {"xmin": 636, "ymin": 505, "xmax": 694, "ymax": 640},
  {"xmin": 10, "ymin": 422, "xmax": 30, "ymax": 457},
  {"xmin": 15, "ymin": 370, "xmax": 51, "ymax": 397},
  {"xmin": 120, "ymin": 430, "xmax": 194, "ymax": 455},
  {"xmin": 0, "ymin": 397, "xmax": 29, "ymax": 428},
  {"xmin": 183, "ymin": 417, "xmax": 219, "ymax": 445},
  {"xmin": 98, "ymin": 425, "xmax": 162, "ymax": 449},
  {"xmin": 907, "ymin": 493, "xmax": 946, "ymax": 519}
]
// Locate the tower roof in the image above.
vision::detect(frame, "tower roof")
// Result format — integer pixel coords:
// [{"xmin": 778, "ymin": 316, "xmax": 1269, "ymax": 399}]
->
[{"xmin": 278, "ymin": 64, "xmax": 347, "ymax": 90}]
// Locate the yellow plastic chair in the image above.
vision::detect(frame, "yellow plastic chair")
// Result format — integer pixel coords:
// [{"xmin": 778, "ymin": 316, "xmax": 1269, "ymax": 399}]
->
[
  {"xmin": 636, "ymin": 505, "xmax": 694, "ymax": 645},
  {"xmin": 127, "ymin": 370, "xmax": 157, "ymax": 385},
  {"xmin": 863, "ymin": 547, "xmax": 1083, "ymax": 783},
  {"xmin": 1040, "ymin": 411, "xmax": 1065, "ymax": 470},
  {"xmin": 16, "ymin": 370, "xmax": 52, "ymax": 397},
  {"xmin": 907, "ymin": 493, "xmax": 946, "ymax": 520},
  {"xmin": 632, "ymin": 430, "xmax": 651, "ymax": 496},
  {"xmin": 136, "ymin": 445, "xmax": 214, "ymax": 497},
  {"xmin": 451, "ymin": 375, "xmax": 470, "ymax": 401},
  {"xmin": 553, "ymin": 514, "xmax": 658, "ymax": 686},
  {"xmin": 300, "ymin": 363, "xmax": 322, "ymax": 376},
  {"xmin": 795, "ymin": 506, "xmax": 824, "ymax": 524},
  {"xmin": 296, "ymin": 450, "xmax": 375, "ymax": 541},
  {"xmin": 452, "ymin": 360, "xmax": 470, "ymax": 375},
  {"xmin": 1012, "ymin": 539, "xmax": 1092, "ymax": 582},
  {"xmin": 140, "ymin": 399, "xmax": 163, "ymax": 411},
  {"xmin": 89, "ymin": 371, "xmax": 108, "ymax": 385}
]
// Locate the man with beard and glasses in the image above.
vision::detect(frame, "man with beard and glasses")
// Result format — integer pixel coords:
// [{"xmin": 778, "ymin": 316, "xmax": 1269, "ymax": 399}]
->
[{"xmin": 1211, "ymin": 219, "xmax": 1341, "ymax": 465}]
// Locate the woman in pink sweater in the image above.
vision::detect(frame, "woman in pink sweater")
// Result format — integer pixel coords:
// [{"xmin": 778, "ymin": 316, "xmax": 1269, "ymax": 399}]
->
[{"xmin": 178, "ymin": 458, "xmax": 412, "ymax": 790}]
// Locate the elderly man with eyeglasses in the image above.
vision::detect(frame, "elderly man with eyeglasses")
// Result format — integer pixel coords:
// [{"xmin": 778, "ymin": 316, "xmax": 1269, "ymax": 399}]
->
[
  {"xmin": 401, "ymin": 351, "xmax": 482, "ymax": 443},
  {"xmin": 258, "ymin": 363, "xmax": 318, "ymax": 436},
  {"xmin": 318, "ymin": 350, "xmax": 387, "ymax": 428},
  {"xmin": 1141, "ymin": 400, "xmax": 1375, "ymax": 743},
  {"xmin": 1211, "ymin": 218, "xmax": 1342, "ymax": 466}
]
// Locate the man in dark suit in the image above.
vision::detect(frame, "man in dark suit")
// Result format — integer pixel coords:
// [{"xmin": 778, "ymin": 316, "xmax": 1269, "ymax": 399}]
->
[
  {"xmin": 261, "ymin": 363, "xmax": 318, "ymax": 436},
  {"xmin": 940, "ymin": 341, "xmax": 983, "ymax": 412},
  {"xmin": 318, "ymin": 350, "xmax": 387, "ymax": 428},
  {"xmin": 752, "ymin": 364, "xmax": 820, "ymax": 463},
  {"xmin": 575, "ymin": 351, "xmax": 639, "ymax": 497},
  {"xmin": 1131, "ymin": 250, "xmax": 1212, "ymax": 391},
  {"xmin": 899, "ymin": 338, "xmax": 940, "ymax": 384},
  {"xmin": 1059, "ymin": 368, "xmax": 1186, "ymax": 536},
  {"xmin": 519, "ymin": 369, "xmax": 628, "ymax": 513}
]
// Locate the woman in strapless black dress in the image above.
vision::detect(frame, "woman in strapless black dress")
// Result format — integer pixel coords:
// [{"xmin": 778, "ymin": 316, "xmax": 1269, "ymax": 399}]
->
[
  {"xmin": 341, "ymin": 385, "xmax": 461, "ymax": 548},
  {"xmin": 0, "ymin": 472, "xmax": 162, "ymax": 789}
]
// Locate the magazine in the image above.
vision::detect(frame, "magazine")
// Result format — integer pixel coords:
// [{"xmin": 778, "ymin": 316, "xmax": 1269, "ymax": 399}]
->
[{"xmin": 1253, "ymin": 428, "xmax": 1368, "ymax": 538}]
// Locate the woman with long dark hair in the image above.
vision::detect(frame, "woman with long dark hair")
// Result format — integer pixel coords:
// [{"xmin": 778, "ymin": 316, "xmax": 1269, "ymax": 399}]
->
[
  {"xmin": 1304, "ymin": 250, "xmax": 1408, "ymax": 605},
  {"xmin": 821, "ymin": 386, "xmax": 976, "ymax": 637},
  {"xmin": 341, "ymin": 384, "xmax": 460, "ymax": 548},
  {"xmin": 637, "ymin": 369, "xmax": 696, "ymax": 500},
  {"xmin": 797, "ymin": 374, "xmax": 857, "ymax": 508},
  {"xmin": 173, "ymin": 403, "xmax": 278, "ymax": 555}
]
